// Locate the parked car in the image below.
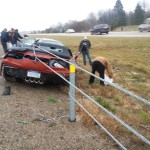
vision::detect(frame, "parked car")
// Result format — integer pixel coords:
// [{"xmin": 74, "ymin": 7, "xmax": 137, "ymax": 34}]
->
[
  {"xmin": 90, "ymin": 24, "xmax": 109, "ymax": 35},
  {"xmin": 138, "ymin": 18, "xmax": 150, "ymax": 32},
  {"xmin": 0, "ymin": 38, "xmax": 74, "ymax": 85}
]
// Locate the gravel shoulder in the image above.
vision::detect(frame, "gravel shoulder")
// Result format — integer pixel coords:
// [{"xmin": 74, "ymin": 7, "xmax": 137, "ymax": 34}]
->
[{"xmin": 0, "ymin": 45, "xmax": 118, "ymax": 150}]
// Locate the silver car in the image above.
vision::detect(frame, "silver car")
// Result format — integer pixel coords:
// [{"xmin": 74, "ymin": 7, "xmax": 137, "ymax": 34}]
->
[{"xmin": 138, "ymin": 18, "xmax": 150, "ymax": 32}]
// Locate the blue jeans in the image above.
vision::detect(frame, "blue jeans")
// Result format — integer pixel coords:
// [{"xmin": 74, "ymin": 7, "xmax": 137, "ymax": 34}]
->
[{"xmin": 82, "ymin": 50, "xmax": 92, "ymax": 65}]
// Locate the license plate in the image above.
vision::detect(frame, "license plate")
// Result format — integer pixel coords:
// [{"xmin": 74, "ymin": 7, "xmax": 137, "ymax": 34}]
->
[{"xmin": 27, "ymin": 70, "xmax": 41, "ymax": 78}]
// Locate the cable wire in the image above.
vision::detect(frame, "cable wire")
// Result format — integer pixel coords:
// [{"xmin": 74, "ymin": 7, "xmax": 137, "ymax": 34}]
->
[{"xmin": 31, "ymin": 45, "xmax": 150, "ymax": 146}]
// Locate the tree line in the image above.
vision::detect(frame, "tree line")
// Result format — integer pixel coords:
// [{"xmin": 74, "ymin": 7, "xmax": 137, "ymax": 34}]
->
[{"xmin": 32, "ymin": 0, "xmax": 150, "ymax": 34}]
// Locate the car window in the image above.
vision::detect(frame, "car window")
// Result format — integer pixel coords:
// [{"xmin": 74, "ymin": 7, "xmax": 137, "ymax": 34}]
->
[
  {"xmin": 144, "ymin": 19, "xmax": 150, "ymax": 24},
  {"xmin": 93, "ymin": 24, "xmax": 108, "ymax": 28}
]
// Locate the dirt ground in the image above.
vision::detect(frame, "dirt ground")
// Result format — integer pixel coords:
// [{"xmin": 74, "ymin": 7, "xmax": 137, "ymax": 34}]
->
[{"xmin": 0, "ymin": 45, "xmax": 119, "ymax": 150}]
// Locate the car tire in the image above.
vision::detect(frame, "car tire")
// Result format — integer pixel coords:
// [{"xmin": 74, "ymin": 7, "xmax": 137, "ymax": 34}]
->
[
  {"xmin": 3, "ymin": 72, "xmax": 16, "ymax": 82},
  {"xmin": 2, "ymin": 65, "xmax": 16, "ymax": 82},
  {"xmin": 139, "ymin": 28, "xmax": 143, "ymax": 32}
]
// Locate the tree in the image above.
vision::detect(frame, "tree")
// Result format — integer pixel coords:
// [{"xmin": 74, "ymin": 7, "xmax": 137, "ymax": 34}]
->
[
  {"xmin": 134, "ymin": 3, "xmax": 144, "ymax": 25},
  {"xmin": 87, "ymin": 13, "xmax": 97, "ymax": 27},
  {"xmin": 113, "ymin": 0, "xmax": 126, "ymax": 26},
  {"xmin": 126, "ymin": 11, "xmax": 134, "ymax": 25},
  {"xmin": 140, "ymin": 0, "xmax": 148, "ymax": 12}
]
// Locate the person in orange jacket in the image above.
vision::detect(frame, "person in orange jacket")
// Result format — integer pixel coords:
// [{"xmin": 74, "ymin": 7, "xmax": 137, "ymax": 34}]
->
[{"xmin": 89, "ymin": 56, "xmax": 113, "ymax": 86}]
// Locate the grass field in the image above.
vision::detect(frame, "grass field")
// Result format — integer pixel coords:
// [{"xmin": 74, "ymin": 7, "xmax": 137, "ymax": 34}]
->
[
  {"xmin": 114, "ymin": 25, "xmax": 139, "ymax": 31},
  {"xmin": 30, "ymin": 35, "xmax": 150, "ymax": 149}
]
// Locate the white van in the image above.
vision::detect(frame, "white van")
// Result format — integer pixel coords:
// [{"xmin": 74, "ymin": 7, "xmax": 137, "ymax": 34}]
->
[{"xmin": 138, "ymin": 18, "xmax": 150, "ymax": 32}]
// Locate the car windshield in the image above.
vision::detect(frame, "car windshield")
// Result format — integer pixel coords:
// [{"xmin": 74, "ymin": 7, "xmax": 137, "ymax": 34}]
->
[
  {"xmin": 19, "ymin": 38, "xmax": 64, "ymax": 47},
  {"xmin": 144, "ymin": 19, "xmax": 150, "ymax": 24},
  {"xmin": 36, "ymin": 38, "xmax": 64, "ymax": 46},
  {"xmin": 93, "ymin": 24, "xmax": 108, "ymax": 28},
  {"xmin": 19, "ymin": 38, "xmax": 35, "ymax": 47}
]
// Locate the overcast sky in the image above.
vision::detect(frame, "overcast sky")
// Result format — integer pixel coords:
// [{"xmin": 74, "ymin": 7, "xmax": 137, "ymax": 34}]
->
[{"xmin": 0, "ymin": 0, "xmax": 147, "ymax": 31}]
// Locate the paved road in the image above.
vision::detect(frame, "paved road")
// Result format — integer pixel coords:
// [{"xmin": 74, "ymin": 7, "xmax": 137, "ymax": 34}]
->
[
  {"xmin": 33, "ymin": 31, "xmax": 150, "ymax": 37},
  {"xmin": 106, "ymin": 31, "xmax": 150, "ymax": 37}
]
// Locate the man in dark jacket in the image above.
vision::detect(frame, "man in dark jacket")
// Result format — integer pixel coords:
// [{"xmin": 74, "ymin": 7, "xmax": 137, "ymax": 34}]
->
[
  {"xmin": 15, "ymin": 29, "xmax": 23, "ymax": 46},
  {"xmin": 78, "ymin": 36, "xmax": 92, "ymax": 66},
  {"xmin": 1, "ymin": 28, "xmax": 10, "ymax": 53},
  {"xmin": 15, "ymin": 29, "xmax": 23, "ymax": 40}
]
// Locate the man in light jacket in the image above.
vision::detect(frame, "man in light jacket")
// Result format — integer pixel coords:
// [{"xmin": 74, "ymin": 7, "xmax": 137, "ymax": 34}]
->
[{"xmin": 89, "ymin": 56, "xmax": 113, "ymax": 86}]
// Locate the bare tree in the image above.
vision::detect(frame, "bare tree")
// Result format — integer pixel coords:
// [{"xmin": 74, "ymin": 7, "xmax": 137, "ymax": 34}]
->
[{"xmin": 87, "ymin": 12, "xmax": 97, "ymax": 27}]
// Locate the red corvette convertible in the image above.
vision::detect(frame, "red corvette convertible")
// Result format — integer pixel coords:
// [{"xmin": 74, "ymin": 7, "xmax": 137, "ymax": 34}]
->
[{"xmin": 0, "ymin": 38, "xmax": 75, "ymax": 85}]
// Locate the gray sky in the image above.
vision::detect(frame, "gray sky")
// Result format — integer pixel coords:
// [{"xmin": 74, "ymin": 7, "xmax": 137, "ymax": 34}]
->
[{"xmin": 0, "ymin": 0, "xmax": 147, "ymax": 31}]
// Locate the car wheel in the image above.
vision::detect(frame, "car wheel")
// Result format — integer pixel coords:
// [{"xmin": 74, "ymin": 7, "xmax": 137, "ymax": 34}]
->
[
  {"xmin": 3, "ymin": 72, "xmax": 16, "ymax": 82},
  {"xmin": 2, "ymin": 65, "xmax": 16, "ymax": 82},
  {"xmin": 139, "ymin": 28, "xmax": 143, "ymax": 32}
]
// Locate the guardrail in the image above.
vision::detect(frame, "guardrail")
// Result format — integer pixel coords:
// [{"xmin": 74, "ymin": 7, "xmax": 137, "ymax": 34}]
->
[{"xmin": 33, "ymin": 45, "xmax": 150, "ymax": 149}]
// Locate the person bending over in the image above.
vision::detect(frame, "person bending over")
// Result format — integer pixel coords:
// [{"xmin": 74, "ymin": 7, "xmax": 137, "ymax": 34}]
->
[{"xmin": 89, "ymin": 56, "xmax": 113, "ymax": 86}]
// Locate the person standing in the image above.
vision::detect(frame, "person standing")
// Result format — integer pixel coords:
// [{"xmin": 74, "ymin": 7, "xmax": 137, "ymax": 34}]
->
[
  {"xmin": 9, "ymin": 28, "xmax": 22, "ymax": 47},
  {"xmin": 15, "ymin": 29, "xmax": 23, "ymax": 39},
  {"xmin": 0, "ymin": 28, "xmax": 10, "ymax": 53},
  {"xmin": 89, "ymin": 56, "xmax": 113, "ymax": 86},
  {"xmin": 78, "ymin": 36, "xmax": 92, "ymax": 66},
  {"xmin": 15, "ymin": 29, "xmax": 23, "ymax": 46},
  {"xmin": 8, "ymin": 28, "xmax": 18, "ymax": 47}
]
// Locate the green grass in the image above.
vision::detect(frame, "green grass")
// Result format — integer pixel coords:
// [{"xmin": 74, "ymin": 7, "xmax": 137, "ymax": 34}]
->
[
  {"xmin": 96, "ymin": 96, "xmax": 116, "ymax": 113},
  {"xmin": 48, "ymin": 98, "xmax": 57, "ymax": 103},
  {"xmin": 114, "ymin": 25, "xmax": 139, "ymax": 31},
  {"xmin": 137, "ymin": 110, "xmax": 150, "ymax": 124},
  {"xmin": 30, "ymin": 35, "xmax": 150, "ymax": 98},
  {"xmin": 30, "ymin": 35, "xmax": 150, "ymax": 100}
]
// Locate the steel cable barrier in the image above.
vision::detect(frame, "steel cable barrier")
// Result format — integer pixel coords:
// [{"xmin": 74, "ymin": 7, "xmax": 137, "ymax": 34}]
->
[{"xmin": 32, "ymin": 45, "xmax": 150, "ymax": 149}]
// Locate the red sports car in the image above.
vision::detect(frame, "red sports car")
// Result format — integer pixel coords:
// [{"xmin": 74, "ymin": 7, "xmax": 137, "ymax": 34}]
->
[{"xmin": 0, "ymin": 38, "xmax": 75, "ymax": 85}]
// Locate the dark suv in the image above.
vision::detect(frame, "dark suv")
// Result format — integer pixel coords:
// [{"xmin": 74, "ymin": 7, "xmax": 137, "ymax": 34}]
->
[{"xmin": 90, "ymin": 24, "xmax": 109, "ymax": 35}]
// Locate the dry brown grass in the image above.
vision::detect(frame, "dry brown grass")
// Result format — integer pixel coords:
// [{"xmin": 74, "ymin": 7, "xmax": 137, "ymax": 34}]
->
[{"xmin": 30, "ymin": 35, "xmax": 150, "ymax": 149}]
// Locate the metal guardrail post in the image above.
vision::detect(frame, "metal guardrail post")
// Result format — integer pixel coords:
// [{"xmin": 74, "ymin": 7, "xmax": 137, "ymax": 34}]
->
[{"xmin": 69, "ymin": 58, "xmax": 76, "ymax": 122}]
